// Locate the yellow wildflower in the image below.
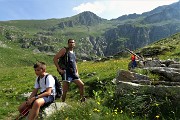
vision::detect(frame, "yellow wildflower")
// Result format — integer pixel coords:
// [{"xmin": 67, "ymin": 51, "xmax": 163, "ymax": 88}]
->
[
  {"xmin": 120, "ymin": 110, "xmax": 123, "ymax": 113},
  {"xmin": 93, "ymin": 108, "xmax": 100, "ymax": 112},
  {"xmin": 114, "ymin": 109, "xmax": 117, "ymax": 112},
  {"xmin": 155, "ymin": 115, "xmax": 160, "ymax": 119}
]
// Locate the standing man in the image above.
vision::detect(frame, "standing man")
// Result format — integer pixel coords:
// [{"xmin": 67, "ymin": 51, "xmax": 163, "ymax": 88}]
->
[{"xmin": 53, "ymin": 39, "xmax": 85, "ymax": 102}]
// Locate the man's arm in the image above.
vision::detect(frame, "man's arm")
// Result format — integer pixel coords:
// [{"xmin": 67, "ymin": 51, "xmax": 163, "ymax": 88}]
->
[
  {"xmin": 29, "ymin": 88, "xmax": 38, "ymax": 99},
  {"xmin": 26, "ymin": 88, "xmax": 38, "ymax": 105},
  {"xmin": 36, "ymin": 87, "xmax": 52, "ymax": 98},
  {"xmin": 26, "ymin": 88, "xmax": 52, "ymax": 105},
  {"xmin": 53, "ymin": 48, "xmax": 66, "ymax": 74},
  {"xmin": 75, "ymin": 63, "xmax": 79, "ymax": 75}
]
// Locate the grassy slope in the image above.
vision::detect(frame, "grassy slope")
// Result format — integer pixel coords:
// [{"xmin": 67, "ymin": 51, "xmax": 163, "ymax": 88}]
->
[
  {"xmin": 1, "ymin": 33, "xmax": 180, "ymax": 119},
  {"xmin": 142, "ymin": 32, "xmax": 180, "ymax": 60},
  {"xmin": 154, "ymin": 33, "xmax": 180, "ymax": 59},
  {"xmin": 0, "ymin": 58, "xmax": 129, "ymax": 119},
  {"xmin": 0, "ymin": 37, "xmax": 54, "ymax": 68},
  {"xmin": 0, "ymin": 47, "xmax": 52, "ymax": 67}
]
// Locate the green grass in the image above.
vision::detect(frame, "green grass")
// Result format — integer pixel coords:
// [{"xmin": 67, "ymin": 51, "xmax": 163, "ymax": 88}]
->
[
  {"xmin": 0, "ymin": 58, "xmax": 130, "ymax": 120},
  {"xmin": 0, "ymin": 32, "xmax": 180, "ymax": 119},
  {"xmin": 47, "ymin": 99, "xmax": 143, "ymax": 120},
  {"xmin": 0, "ymin": 57, "xmax": 179, "ymax": 120},
  {"xmin": 0, "ymin": 45, "xmax": 54, "ymax": 68}
]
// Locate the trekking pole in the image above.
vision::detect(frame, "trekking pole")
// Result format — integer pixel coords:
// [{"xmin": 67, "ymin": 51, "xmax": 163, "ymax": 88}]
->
[
  {"xmin": 16, "ymin": 105, "xmax": 31, "ymax": 120},
  {"xmin": 125, "ymin": 48, "xmax": 144, "ymax": 61}
]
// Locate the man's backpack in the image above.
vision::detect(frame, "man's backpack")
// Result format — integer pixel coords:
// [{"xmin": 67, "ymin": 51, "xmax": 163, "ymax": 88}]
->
[
  {"xmin": 37, "ymin": 74, "xmax": 62, "ymax": 99},
  {"xmin": 58, "ymin": 47, "xmax": 69, "ymax": 70}
]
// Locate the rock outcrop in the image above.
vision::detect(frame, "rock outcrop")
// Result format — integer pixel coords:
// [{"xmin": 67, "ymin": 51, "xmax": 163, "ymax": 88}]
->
[{"xmin": 39, "ymin": 102, "xmax": 68, "ymax": 119}]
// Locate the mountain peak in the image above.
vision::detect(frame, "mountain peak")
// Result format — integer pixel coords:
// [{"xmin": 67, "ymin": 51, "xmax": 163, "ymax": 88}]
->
[
  {"xmin": 58, "ymin": 11, "xmax": 106, "ymax": 28},
  {"xmin": 75, "ymin": 11, "xmax": 106, "ymax": 26}
]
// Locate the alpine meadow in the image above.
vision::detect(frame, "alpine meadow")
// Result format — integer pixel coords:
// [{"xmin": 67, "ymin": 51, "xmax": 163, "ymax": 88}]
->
[{"xmin": 0, "ymin": 1, "xmax": 180, "ymax": 120}]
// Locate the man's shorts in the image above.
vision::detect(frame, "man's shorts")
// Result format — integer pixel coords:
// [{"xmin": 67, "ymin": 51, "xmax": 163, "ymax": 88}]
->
[
  {"xmin": 42, "ymin": 95, "xmax": 54, "ymax": 104},
  {"xmin": 61, "ymin": 72, "xmax": 80, "ymax": 82},
  {"xmin": 66, "ymin": 76, "xmax": 80, "ymax": 82}
]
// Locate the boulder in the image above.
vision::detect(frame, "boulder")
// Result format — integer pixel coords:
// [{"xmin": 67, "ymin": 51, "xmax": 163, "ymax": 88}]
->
[
  {"xmin": 144, "ymin": 60, "xmax": 161, "ymax": 67},
  {"xmin": 146, "ymin": 67, "xmax": 180, "ymax": 82},
  {"xmin": 21, "ymin": 92, "xmax": 69, "ymax": 119},
  {"xmin": 168, "ymin": 63, "xmax": 180, "ymax": 68},
  {"xmin": 116, "ymin": 69, "xmax": 150, "ymax": 83},
  {"xmin": 39, "ymin": 102, "xmax": 68, "ymax": 119}
]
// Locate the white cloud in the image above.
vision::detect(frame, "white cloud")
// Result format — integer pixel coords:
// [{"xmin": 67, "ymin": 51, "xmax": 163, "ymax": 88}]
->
[
  {"xmin": 73, "ymin": 0, "xmax": 179, "ymax": 20},
  {"xmin": 73, "ymin": 1, "xmax": 105, "ymax": 14}
]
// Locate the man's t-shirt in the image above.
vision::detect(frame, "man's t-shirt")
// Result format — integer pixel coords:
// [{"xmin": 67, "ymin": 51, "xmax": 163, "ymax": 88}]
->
[
  {"xmin": 131, "ymin": 55, "xmax": 136, "ymax": 61},
  {"xmin": 34, "ymin": 74, "xmax": 56, "ymax": 96}
]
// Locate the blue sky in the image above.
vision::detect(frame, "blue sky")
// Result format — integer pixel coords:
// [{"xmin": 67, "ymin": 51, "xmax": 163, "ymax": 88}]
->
[{"xmin": 0, "ymin": 0, "xmax": 179, "ymax": 21}]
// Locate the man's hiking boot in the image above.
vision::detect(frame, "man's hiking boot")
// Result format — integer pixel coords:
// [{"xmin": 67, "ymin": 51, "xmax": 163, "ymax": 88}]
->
[{"xmin": 80, "ymin": 97, "xmax": 86, "ymax": 102}]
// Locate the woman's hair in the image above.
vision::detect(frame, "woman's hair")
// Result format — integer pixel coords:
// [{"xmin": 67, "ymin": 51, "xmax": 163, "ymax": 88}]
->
[{"xmin": 33, "ymin": 61, "xmax": 46, "ymax": 69}]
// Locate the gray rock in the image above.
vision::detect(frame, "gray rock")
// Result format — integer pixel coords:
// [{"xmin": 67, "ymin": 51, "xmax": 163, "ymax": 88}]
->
[
  {"xmin": 144, "ymin": 60, "xmax": 161, "ymax": 67},
  {"xmin": 168, "ymin": 63, "xmax": 180, "ymax": 68},
  {"xmin": 116, "ymin": 69, "xmax": 150, "ymax": 83},
  {"xmin": 39, "ymin": 102, "xmax": 68, "ymax": 119},
  {"xmin": 146, "ymin": 67, "xmax": 180, "ymax": 82}
]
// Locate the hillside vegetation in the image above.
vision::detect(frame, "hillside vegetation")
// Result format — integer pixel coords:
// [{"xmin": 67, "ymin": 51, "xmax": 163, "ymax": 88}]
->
[
  {"xmin": 0, "ymin": 42, "xmax": 53, "ymax": 68},
  {"xmin": 0, "ymin": 33, "xmax": 180, "ymax": 120},
  {"xmin": 140, "ymin": 32, "xmax": 180, "ymax": 60},
  {"xmin": 0, "ymin": 1, "xmax": 180, "ymax": 119},
  {"xmin": 0, "ymin": 59, "xmax": 130, "ymax": 119}
]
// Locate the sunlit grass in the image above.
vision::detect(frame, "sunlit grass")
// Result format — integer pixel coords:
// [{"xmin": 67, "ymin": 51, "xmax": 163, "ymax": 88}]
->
[
  {"xmin": 46, "ymin": 99, "xmax": 143, "ymax": 120},
  {"xmin": 0, "ymin": 57, "xmax": 179, "ymax": 120},
  {"xmin": 0, "ymin": 58, "xmax": 130, "ymax": 119}
]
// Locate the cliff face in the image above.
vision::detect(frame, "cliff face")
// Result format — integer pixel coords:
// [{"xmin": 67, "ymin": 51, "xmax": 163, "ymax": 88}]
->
[{"xmin": 103, "ymin": 23, "xmax": 180, "ymax": 56}]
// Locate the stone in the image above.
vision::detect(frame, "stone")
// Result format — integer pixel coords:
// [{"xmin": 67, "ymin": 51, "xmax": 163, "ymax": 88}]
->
[
  {"xmin": 146, "ymin": 67, "xmax": 180, "ymax": 82},
  {"xmin": 116, "ymin": 70, "xmax": 135, "ymax": 82},
  {"xmin": 39, "ymin": 102, "xmax": 68, "ymax": 119},
  {"xmin": 144, "ymin": 60, "xmax": 161, "ymax": 67},
  {"xmin": 168, "ymin": 63, "xmax": 180, "ymax": 68}
]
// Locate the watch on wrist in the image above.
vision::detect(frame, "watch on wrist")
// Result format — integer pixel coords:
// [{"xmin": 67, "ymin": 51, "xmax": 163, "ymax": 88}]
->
[{"xmin": 35, "ymin": 95, "xmax": 38, "ymax": 99}]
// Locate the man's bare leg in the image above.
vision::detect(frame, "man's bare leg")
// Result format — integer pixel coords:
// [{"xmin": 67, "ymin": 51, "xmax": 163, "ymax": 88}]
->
[
  {"xmin": 74, "ymin": 79, "xmax": 85, "ymax": 101},
  {"xmin": 28, "ymin": 98, "xmax": 45, "ymax": 120},
  {"xmin": 62, "ymin": 81, "xmax": 69, "ymax": 102}
]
